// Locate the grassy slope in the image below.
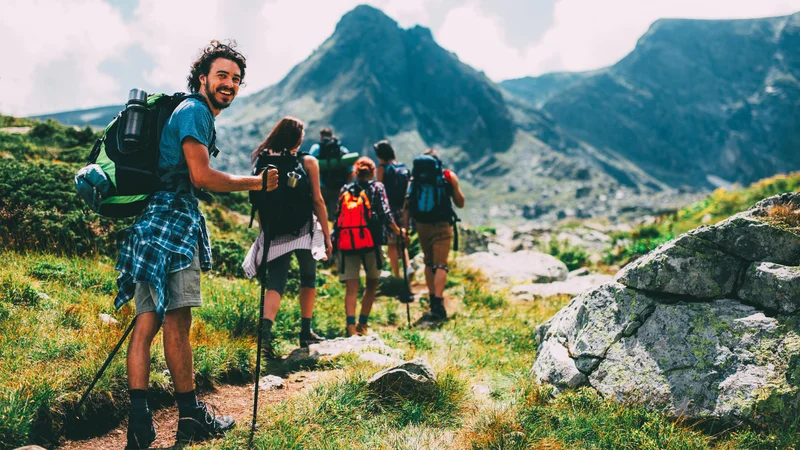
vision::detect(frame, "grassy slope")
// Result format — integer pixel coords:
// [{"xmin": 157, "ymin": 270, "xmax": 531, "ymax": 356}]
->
[
  {"xmin": 1, "ymin": 117, "xmax": 798, "ymax": 448},
  {"xmin": 604, "ymin": 172, "xmax": 800, "ymax": 266}
]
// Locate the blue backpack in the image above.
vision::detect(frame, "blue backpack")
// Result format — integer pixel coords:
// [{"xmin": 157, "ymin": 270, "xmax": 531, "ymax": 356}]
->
[
  {"xmin": 382, "ymin": 162, "xmax": 410, "ymax": 208},
  {"xmin": 408, "ymin": 155, "xmax": 455, "ymax": 224}
]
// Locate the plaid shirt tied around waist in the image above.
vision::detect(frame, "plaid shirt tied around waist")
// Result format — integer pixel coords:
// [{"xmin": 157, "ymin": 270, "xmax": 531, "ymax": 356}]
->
[{"xmin": 114, "ymin": 191, "xmax": 212, "ymax": 319}]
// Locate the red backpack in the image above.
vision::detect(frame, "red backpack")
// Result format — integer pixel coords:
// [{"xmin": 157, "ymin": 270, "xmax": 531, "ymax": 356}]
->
[{"xmin": 336, "ymin": 183, "xmax": 377, "ymax": 254}]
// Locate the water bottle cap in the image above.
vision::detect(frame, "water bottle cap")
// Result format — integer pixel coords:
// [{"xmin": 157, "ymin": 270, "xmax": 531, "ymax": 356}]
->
[{"xmin": 128, "ymin": 88, "xmax": 147, "ymax": 101}]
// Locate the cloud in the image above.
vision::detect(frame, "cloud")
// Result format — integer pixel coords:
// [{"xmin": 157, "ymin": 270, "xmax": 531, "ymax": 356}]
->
[
  {"xmin": 0, "ymin": 0, "xmax": 130, "ymax": 115},
  {"xmin": 436, "ymin": 0, "xmax": 800, "ymax": 81}
]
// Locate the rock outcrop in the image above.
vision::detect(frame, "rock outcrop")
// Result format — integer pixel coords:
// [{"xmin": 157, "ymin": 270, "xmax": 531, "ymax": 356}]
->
[
  {"xmin": 533, "ymin": 194, "xmax": 800, "ymax": 424},
  {"xmin": 464, "ymin": 250, "xmax": 568, "ymax": 287}
]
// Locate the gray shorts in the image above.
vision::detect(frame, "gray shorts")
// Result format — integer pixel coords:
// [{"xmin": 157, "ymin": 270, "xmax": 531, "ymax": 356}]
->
[{"xmin": 134, "ymin": 250, "xmax": 202, "ymax": 315}]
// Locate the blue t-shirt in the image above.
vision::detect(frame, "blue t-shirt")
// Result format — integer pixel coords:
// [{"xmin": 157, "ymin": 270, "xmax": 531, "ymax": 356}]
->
[{"xmin": 158, "ymin": 97, "xmax": 215, "ymax": 191}]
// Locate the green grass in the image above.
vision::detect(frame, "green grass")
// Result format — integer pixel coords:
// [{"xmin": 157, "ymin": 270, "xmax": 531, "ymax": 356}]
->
[{"xmin": 605, "ymin": 172, "xmax": 800, "ymax": 266}]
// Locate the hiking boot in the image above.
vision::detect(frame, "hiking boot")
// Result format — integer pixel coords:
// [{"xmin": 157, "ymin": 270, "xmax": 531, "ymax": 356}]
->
[
  {"xmin": 355, "ymin": 323, "xmax": 369, "ymax": 336},
  {"xmin": 176, "ymin": 401, "xmax": 235, "ymax": 444},
  {"xmin": 346, "ymin": 324, "xmax": 358, "ymax": 337},
  {"xmin": 261, "ymin": 331, "xmax": 279, "ymax": 360},
  {"xmin": 125, "ymin": 408, "xmax": 156, "ymax": 450},
  {"xmin": 299, "ymin": 330, "xmax": 326, "ymax": 348},
  {"xmin": 430, "ymin": 296, "xmax": 447, "ymax": 321}
]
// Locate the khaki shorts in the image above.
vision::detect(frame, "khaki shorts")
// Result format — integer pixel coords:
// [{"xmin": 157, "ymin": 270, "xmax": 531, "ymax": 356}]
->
[
  {"xmin": 417, "ymin": 222, "xmax": 453, "ymax": 269},
  {"xmin": 134, "ymin": 250, "xmax": 202, "ymax": 315},
  {"xmin": 337, "ymin": 250, "xmax": 383, "ymax": 281}
]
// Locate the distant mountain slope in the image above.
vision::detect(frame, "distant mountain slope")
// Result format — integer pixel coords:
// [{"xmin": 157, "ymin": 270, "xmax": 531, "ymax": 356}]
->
[
  {"xmin": 536, "ymin": 12, "xmax": 800, "ymax": 189},
  {"xmin": 500, "ymin": 72, "xmax": 593, "ymax": 108},
  {"xmin": 30, "ymin": 104, "xmax": 121, "ymax": 129}
]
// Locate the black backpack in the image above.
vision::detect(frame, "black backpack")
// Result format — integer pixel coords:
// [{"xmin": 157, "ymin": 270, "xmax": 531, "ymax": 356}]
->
[
  {"xmin": 249, "ymin": 150, "xmax": 314, "ymax": 239},
  {"xmin": 317, "ymin": 137, "xmax": 350, "ymax": 190},
  {"xmin": 408, "ymin": 155, "xmax": 454, "ymax": 224},
  {"xmin": 75, "ymin": 93, "xmax": 217, "ymax": 218},
  {"xmin": 382, "ymin": 162, "xmax": 410, "ymax": 208}
]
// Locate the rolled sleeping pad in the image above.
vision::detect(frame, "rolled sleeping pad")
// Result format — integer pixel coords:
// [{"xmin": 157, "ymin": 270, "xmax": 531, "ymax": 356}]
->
[{"xmin": 317, "ymin": 152, "xmax": 359, "ymax": 171}]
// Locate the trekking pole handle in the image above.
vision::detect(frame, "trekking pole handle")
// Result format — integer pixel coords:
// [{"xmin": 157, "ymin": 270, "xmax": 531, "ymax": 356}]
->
[{"xmin": 261, "ymin": 164, "xmax": 277, "ymax": 192}]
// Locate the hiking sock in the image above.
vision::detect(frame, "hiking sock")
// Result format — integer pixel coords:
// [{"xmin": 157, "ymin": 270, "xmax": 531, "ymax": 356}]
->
[
  {"xmin": 346, "ymin": 316, "xmax": 356, "ymax": 326},
  {"xmin": 358, "ymin": 314, "xmax": 369, "ymax": 325},
  {"xmin": 129, "ymin": 389, "xmax": 149, "ymax": 414},
  {"xmin": 175, "ymin": 390, "xmax": 198, "ymax": 417},
  {"xmin": 261, "ymin": 318, "xmax": 274, "ymax": 335},
  {"xmin": 300, "ymin": 317, "xmax": 312, "ymax": 337}
]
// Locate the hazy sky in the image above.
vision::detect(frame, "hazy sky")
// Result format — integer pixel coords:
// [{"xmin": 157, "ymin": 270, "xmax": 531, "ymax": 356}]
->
[{"xmin": 2, "ymin": 0, "xmax": 799, "ymax": 116}]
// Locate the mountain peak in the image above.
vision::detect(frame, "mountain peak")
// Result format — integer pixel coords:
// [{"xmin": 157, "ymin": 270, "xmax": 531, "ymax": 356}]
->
[{"xmin": 335, "ymin": 4, "xmax": 397, "ymax": 34}]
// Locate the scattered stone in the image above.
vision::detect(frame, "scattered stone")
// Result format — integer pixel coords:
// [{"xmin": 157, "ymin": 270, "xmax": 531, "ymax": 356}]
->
[
  {"xmin": 510, "ymin": 274, "xmax": 614, "ymax": 300},
  {"xmin": 37, "ymin": 292, "xmax": 51, "ymax": 302},
  {"xmin": 368, "ymin": 358, "xmax": 436, "ymax": 399},
  {"xmin": 14, "ymin": 446, "xmax": 48, "ymax": 450},
  {"xmin": 310, "ymin": 335, "xmax": 403, "ymax": 359},
  {"xmin": 284, "ymin": 335, "xmax": 404, "ymax": 370},
  {"xmin": 98, "ymin": 313, "xmax": 119, "ymax": 325},
  {"xmin": 256, "ymin": 375, "xmax": 285, "ymax": 391},
  {"xmin": 471, "ymin": 384, "xmax": 492, "ymax": 399},
  {"xmin": 569, "ymin": 267, "xmax": 591, "ymax": 278},
  {"xmin": 464, "ymin": 250, "xmax": 568, "ymax": 287},
  {"xmin": 738, "ymin": 262, "xmax": 800, "ymax": 314},
  {"xmin": 359, "ymin": 352, "xmax": 404, "ymax": 366}
]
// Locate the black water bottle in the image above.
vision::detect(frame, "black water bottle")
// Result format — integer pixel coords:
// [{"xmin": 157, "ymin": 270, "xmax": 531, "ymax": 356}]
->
[{"xmin": 120, "ymin": 88, "xmax": 148, "ymax": 154}]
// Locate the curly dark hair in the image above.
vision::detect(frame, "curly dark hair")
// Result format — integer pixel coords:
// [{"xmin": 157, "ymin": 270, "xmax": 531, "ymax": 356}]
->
[{"xmin": 187, "ymin": 39, "xmax": 247, "ymax": 93}]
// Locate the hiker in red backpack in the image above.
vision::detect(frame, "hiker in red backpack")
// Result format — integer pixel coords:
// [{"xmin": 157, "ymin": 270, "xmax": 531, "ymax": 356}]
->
[
  {"xmin": 404, "ymin": 148, "xmax": 466, "ymax": 320},
  {"xmin": 244, "ymin": 117, "xmax": 333, "ymax": 360},
  {"xmin": 333, "ymin": 156, "xmax": 402, "ymax": 337},
  {"xmin": 374, "ymin": 140, "xmax": 411, "ymax": 278}
]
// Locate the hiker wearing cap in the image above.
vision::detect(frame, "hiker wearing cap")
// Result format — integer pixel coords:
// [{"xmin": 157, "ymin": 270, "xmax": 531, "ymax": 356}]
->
[
  {"xmin": 373, "ymin": 140, "xmax": 411, "ymax": 278},
  {"xmin": 333, "ymin": 156, "xmax": 402, "ymax": 337},
  {"xmin": 404, "ymin": 148, "xmax": 465, "ymax": 321},
  {"xmin": 309, "ymin": 127, "xmax": 355, "ymax": 217},
  {"xmin": 244, "ymin": 117, "xmax": 333, "ymax": 360},
  {"xmin": 114, "ymin": 40, "xmax": 277, "ymax": 448}
]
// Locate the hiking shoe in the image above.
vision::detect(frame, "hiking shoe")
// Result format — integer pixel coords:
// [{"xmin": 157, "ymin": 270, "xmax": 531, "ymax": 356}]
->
[
  {"xmin": 430, "ymin": 297, "xmax": 447, "ymax": 321},
  {"xmin": 125, "ymin": 408, "xmax": 156, "ymax": 449},
  {"xmin": 176, "ymin": 401, "xmax": 235, "ymax": 444},
  {"xmin": 355, "ymin": 323, "xmax": 369, "ymax": 336},
  {"xmin": 346, "ymin": 324, "xmax": 358, "ymax": 337},
  {"xmin": 261, "ymin": 332, "xmax": 279, "ymax": 360},
  {"xmin": 299, "ymin": 330, "xmax": 326, "ymax": 348}
]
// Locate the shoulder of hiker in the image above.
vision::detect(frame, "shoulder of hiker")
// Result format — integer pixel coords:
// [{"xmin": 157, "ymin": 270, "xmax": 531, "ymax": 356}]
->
[{"xmin": 174, "ymin": 98, "xmax": 214, "ymax": 146}]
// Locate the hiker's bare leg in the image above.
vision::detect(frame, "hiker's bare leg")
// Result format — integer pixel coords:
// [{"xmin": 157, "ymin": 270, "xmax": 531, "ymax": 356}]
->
[
  {"xmin": 345, "ymin": 279, "xmax": 359, "ymax": 317},
  {"xmin": 360, "ymin": 277, "xmax": 379, "ymax": 317},
  {"xmin": 163, "ymin": 306, "xmax": 194, "ymax": 393},
  {"xmin": 434, "ymin": 268, "xmax": 447, "ymax": 298},
  {"xmin": 387, "ymin": 243, "xmax": 400, "ymax": 277},
  {"xmin": 263, "ymin": 290, "xmax": 282, "ymax": 321},
  {"xmin": 299, "ymin": 287, "xmax": 315, "ymax": 319},
  {"xmin": 128, "ymin": 312, "xmax": 161, "ymax": 390},
  {"xmin": 424, "ymin": 266, "xmax": 435, "ymax": 294}
]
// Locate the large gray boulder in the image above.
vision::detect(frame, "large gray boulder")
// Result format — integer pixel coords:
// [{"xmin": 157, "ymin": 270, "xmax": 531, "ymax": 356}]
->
[
  {"xmin": 533, "ymin": 193, "xmax": 800, "ymax": 424},
  {"xmin": 738, "ymin": 262, "xmax": 800, "ymax": 314}
]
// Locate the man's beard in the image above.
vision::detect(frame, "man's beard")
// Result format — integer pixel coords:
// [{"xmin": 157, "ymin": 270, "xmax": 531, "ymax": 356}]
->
[{"xmin": 205, "ymin": 84, "xmax": 233, "ymax": 110}]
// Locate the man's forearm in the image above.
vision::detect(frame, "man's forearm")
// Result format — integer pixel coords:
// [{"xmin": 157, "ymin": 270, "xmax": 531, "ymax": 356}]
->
[{"xmin": 193, "ymin": 168, "xmax": 260, "ymax": 192}]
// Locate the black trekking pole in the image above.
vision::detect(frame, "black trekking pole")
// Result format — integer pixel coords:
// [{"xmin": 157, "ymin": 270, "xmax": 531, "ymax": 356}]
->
[
  {"xmin": 399, "ymin": 235, "xmax": 413, "ymax": 328},
  {"xmin": 250, "ymin": 216, "xmax": 272, "ymax": 447},
  {"xmin": 61, "ymin": 316, "xmax": 136, "ymax": 436}
]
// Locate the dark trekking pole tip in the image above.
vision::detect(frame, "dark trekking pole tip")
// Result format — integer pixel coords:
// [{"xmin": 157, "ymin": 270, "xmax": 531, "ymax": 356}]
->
[{"xmin": 61, "ymin": 316, "xmax": 136, "ymax": 437}]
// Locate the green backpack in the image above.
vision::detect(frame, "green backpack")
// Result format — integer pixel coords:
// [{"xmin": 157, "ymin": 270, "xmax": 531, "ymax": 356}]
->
[{"xmin": 75, "ymin": 92, "xmax": 217, "ymax": 218}]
